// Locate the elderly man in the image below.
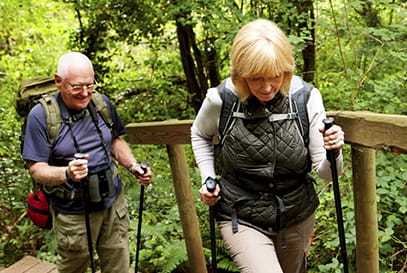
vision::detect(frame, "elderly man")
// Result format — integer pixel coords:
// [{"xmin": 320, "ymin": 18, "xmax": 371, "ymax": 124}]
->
[{"xmin": 22, "ymin": 51, "xmax": 152, "ymax": 273}]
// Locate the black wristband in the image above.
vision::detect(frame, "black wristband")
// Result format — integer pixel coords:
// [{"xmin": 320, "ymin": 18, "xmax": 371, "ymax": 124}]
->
[{"xmin": 65, "ymin": 168, "xmax": 74, "ymax": 184}]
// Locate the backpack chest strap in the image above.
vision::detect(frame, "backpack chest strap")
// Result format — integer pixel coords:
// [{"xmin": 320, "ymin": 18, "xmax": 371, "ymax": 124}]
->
[{"xmin": 232, "ymin": 111, "xmax": 299, "ymax": 122}]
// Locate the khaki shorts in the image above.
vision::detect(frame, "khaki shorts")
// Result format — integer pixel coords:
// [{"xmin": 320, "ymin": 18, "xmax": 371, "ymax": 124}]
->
[
  {"xmin": 219, "ymin": 213, "xmax": 315, "ymax": 273},
  {"xmin": 52, "ymin": 189, "xmax": 130, "ymax": 273}
]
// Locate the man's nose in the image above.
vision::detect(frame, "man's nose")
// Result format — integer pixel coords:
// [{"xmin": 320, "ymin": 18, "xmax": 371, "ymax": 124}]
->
[{"xmin": 79, "ymin": 87, "xmax": 92, "ymax": 96}]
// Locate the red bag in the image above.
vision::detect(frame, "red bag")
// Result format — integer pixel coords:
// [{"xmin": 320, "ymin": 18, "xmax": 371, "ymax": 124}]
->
[{"xmin": 26, "ymin": 190, "xmax": 52, "ymax": 229}]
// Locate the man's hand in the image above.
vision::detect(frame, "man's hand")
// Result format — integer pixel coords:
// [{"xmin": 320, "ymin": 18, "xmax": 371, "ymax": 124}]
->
[
  {"xmin": 66, "ymin": 154, "xmax": 89, "ymax": 182},
  {"xmin": 130, "ymin": 163, "xmax": 153, "ymax": 186}
]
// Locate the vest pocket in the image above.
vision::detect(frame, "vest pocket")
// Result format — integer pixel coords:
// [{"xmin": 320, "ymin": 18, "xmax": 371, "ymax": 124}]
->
[{"xmin": 282, "ymin": 177, "xmax": 319, "ymax": 227}]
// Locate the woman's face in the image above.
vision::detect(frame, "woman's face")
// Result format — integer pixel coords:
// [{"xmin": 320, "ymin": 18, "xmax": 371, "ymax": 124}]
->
[{"xmin": 245, "ymin": 73, "xmax": 284, "ymax": 104}]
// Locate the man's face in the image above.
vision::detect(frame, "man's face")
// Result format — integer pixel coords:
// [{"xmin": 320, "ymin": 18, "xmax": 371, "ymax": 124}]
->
[{"xmin": 55, "ymin": 66, "xmax": 95, "ymax": 111}]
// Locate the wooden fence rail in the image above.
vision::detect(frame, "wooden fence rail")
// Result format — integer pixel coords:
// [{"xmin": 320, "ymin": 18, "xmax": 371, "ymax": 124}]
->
[{"xmin": 126, "ymin": 111, "xmax": 407, "ymax": 273}]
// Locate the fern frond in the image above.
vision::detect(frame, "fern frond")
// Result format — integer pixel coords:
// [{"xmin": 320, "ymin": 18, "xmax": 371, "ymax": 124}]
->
[{"xmin": 160, "ymin": 240, "xmax": 188, "ymax": 273}]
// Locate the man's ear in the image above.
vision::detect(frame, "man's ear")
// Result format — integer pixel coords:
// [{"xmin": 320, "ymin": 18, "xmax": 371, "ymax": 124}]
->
[{"xmin": 54, "ymin": 74, "xmax": 62, "ymax": 88}]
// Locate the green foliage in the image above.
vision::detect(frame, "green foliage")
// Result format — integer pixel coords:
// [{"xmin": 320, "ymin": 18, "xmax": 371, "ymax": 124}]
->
[
  {"xmin": 0, "ymin": 0, "xmax": 75, "ymax": 80},
  {"xmin": 115, "ymin": 77, "xmax": 196, "ymax": 123},
  {"xmin": 315, "ymin": 0, "xmax": 406, "ymax": 114},
  {"xmin": 375, "ymin": 152, "xmax": 407, "ymax": 271}
]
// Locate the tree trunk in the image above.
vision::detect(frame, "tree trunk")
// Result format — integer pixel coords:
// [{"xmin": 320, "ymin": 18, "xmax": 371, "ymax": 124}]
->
[
  {"xmin": 295, "ymin": 0, "xmax": 316, "ymax": 83},
  {"xmin": 206, "ymin": 37, "xmax": 221, "ymax": 87},
  {"xmin": 175, "ymin": 20, "xmax": 202, "ymax": 113}
]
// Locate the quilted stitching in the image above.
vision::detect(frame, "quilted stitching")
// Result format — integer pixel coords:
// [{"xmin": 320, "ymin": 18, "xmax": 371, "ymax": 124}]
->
[{"xmin": 223, "ymin": 95, "xmax": 308, "ymax": 176}]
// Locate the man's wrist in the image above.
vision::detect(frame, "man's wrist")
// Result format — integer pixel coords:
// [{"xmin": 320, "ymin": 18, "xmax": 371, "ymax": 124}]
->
[{"xmin": 128, "ymin": 162, "xmax": 138, "ymax": 172}]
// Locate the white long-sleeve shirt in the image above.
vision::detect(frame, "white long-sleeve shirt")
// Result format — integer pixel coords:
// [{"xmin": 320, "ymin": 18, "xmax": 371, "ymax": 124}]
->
[{"xmin": 191, "ymin": 76, "xmax": 343, "ymax": 184}]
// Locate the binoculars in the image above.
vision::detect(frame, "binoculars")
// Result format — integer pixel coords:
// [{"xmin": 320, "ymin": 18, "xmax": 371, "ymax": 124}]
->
[{"xmin": 75, "ymin": 153, "xmax": 115, "ymax": 203}]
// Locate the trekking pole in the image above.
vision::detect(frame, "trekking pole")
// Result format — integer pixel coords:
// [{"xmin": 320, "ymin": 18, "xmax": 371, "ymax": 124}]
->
[
  {"xmin": 206, "ymin": 177, "xmax": 218, "ymax": 273},
  {"xmin": 135, "ymin": 162, "xmax": 149, "ymax": 273},
  {"xmin": 75, "ymin": 153, "xmax": 96, "ymax": 273},
  {"xmin": 323, "ymin": 118, "xmax": 349, "ymax": 273}
]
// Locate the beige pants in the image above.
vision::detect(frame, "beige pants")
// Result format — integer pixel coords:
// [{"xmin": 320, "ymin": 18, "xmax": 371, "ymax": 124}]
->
[
  {"xmin": 219, "ymin": 213, "xmax": 315, "ymax": 273},
  {"xmin": 52, "ymin": 189, "xmax": 130, "ymax": 273}
]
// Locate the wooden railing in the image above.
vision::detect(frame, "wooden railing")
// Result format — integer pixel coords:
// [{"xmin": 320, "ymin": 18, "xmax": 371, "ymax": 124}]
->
[{"xmin": 126, "ymin": 111, "xmax": 407, "ymax": 273}]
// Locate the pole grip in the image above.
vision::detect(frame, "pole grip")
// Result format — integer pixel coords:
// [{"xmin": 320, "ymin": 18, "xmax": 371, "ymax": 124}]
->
[
  {"xmin": 323, "ymin": 117, "xmax": 335, "ymax": 131},
  {"xmin": 139, "ymin": 162, "xmax": 149, "ymax": 174},
  {"xmin": 74, "ymin": 153, "xmax": 86, "ymax": 160},
  {"xmin": 205, "ymin": 177, "xmax": 217, "ymax": 193},
  {"xmin": 323, "ymin": 117, "xmax": 337, "ymax": 158}
]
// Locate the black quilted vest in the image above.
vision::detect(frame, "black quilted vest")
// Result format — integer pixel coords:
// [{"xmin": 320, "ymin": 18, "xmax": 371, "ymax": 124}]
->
[{"xmin": 215, "ymin": 93, "xmax": 319, "ymax": 235}]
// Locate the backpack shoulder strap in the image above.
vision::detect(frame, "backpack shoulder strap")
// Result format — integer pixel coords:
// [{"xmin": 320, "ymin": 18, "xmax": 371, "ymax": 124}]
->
[
  {"xmin": 214, "ymin": 78, "xmax": 239, "ymax": 174},
  {"xmin": 290, "ymin": 78, "xmax": 314, "ymax": 172},
  {"xmin": 38, "ymin": 94, "xmax": 62, "ymax": 147},
  {"xmin": 217, "ymin": 78, "xmax": 239, "ymax": 140},
  {"xmin": 91, "ymin": 91, "xmax": 113, "ymax": 129},
  {"xmin": 291, "ymin": 79, "xmax": 313, "ymax": 146}
]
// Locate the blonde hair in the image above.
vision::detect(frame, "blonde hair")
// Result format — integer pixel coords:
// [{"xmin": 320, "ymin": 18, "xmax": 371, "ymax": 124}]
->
[{"xmin": 230, "ymin": 19, "xmax": 295, "ymax": 101}]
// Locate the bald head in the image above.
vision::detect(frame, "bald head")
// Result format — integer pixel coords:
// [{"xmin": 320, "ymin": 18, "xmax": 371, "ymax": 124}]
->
[{"xmin": 57, "ymin": 52, "xmax": 94, "ymax": 80}]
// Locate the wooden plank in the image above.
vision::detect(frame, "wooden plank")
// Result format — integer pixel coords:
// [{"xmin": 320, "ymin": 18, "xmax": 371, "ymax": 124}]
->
[
  {"xmin": 126, "ymin": 113, "xmax": 406, "ymax": 154},
  {"xmin": 126, "ymin": 119, "xmax": 193, "ymax": 145},
  {"xmin": 328, "ymin": 111, "xmax": 407, "ymax": 153},
  {"xmin": 1, "ymin": 256, "xmax": 56, "ymax": 273},
  {"xmin": 25, "ymin": 259, "xmax": 56, "ymax": 273},
  {"xmin": 2, "ymin": 257, "xmax": 134, "ymax": 273},
  {"xmin": 2, "ymin": 256, "xmax": 41, "ymax": 273}
]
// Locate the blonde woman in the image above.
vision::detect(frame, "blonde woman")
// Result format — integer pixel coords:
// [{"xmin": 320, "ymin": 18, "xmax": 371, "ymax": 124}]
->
[{"xmin": 191, "ymin": 19, "xmax": 344, "ymax": 273}]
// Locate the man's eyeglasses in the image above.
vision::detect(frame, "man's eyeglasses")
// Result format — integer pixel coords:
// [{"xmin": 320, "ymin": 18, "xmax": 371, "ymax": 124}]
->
[{"xmin": 68, "ymin": 81, "xmax": 98, "ymax": 92}]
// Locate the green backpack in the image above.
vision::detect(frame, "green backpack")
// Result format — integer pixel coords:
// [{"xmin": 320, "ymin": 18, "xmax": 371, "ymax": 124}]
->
[{"xmin": 16, "ymin": 76, "xmax": 113, "ymax": 149}]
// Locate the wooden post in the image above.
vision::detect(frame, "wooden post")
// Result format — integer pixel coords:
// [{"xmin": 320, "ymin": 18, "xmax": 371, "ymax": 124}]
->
[
  {"xmin": 351, "ymin": 145, "xmax": 378, "ymax": 273},
  {"xmin": 166, "ymin": 144, "xmax": 208, "ymax": 273}
]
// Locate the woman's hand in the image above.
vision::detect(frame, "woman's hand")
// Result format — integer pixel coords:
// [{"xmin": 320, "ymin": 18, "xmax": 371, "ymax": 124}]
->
[
  {"xmin": 319, "ymin": 124, "xmax": 345, "ymax": 150},
  {"xmin": 199, "ymin": 183, "xmax": 221, "ymax": 206}
]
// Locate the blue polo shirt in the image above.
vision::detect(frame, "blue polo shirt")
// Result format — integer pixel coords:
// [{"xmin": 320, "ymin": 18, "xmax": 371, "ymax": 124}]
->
[{"xmin": 22, "ymin": 92, "xmax": 127, "ymax": 214}]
